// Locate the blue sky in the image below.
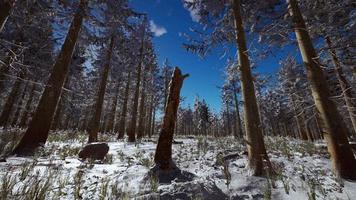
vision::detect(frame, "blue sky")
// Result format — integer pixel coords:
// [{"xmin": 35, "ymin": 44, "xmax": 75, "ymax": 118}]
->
[{"xmin": 129, "ymin": 0, "xmax": 297, "ymax": 112}]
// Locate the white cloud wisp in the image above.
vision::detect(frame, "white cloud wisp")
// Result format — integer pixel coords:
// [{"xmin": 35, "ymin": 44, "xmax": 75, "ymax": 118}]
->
[{"xmin": 149, "ymin": 20, "xmax": 167, "ymax": 37}]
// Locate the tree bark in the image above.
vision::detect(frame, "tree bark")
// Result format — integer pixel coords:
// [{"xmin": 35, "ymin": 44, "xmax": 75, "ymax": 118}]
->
[
  {"xmin": 127, "ymin": 27, "xmax": 146, "ymax": 142},
  {"xmin": 87, "ymin": 36, "xmax": 115, "ymax": 143},
  {"xmin": 326, "ymin": 36, "xmax": 356, "ymax": 136},
  {"xmin": 231, "ymin": 0, "xmax": 271, "ymax": 176},
  {"xmin": 154, "ymin": 67, "xmax": 188, "ymax": 170},
  {"xmin": 0, "ymin": 55, "xmax": 11, "ymax": 94},
  {"xmin": 12, "ymin": 0, "xmax": 87, "ymax": 155},
  {"xmin": 0, "ymin": 73, "xmax": 23, "ymax": 127},
  {"xmin": 11, "ymin": 80, "xmax": 29, "ymax": 126},
  {"xmin": 52, "ymin": 77, "xmax": 70, "ymax": 130},
  {"xmin": 19, "ymin": 82, "xmax": 36, "ymax": 128},
  {"xmin": 344, "ymin": 48, "xmax": 356, "ymax": 82},
  {"xmin": 288, "ymin": 0, "xmax": 356, "ymax": 180},
  {"xmin": 300, "ymin": 112, "xmax": 313, "ymax": 141},
  {"xmin": 291, "ymin": 96, "xmax": 308, "ymax": 140},
  {"xmin": 117, "ymin": 72, "xmax": 131, "ymax": 139},
  {"xmin": 0, "ymin": 0, "xmax": 16, "ymax": 32},
  {"xmin": 233, "ymin": 85, "xmax": 243, "ymax": 137},
  {"xmin": 225, "ymin": 102, "xmax": 231, "ymax": 136},
  {"xmin": 146, "ymin": 95, "xmax": 154, "ymax": 137},
  {"xmin": 150, "ymin": 106, "xmax": 156, "ymax": 138},
  {"xmin": 106, "ymin": 80, "xmax": 121, "ymax": 133},
  {"xmin": 137, "ymin": 69, "xmax": 147, "ymax": 139}
]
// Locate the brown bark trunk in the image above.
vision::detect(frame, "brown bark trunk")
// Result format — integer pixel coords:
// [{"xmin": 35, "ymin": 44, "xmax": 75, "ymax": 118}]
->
[
  {"xmin": 288, "ymin": 0, "xmax": 356, "ymax": 180},
  {"xmin": 0, "ymin": 0, "xmax": 16, "ymax": 32},
  {"xmin": 291, "ymin": 96, "xmax": 308, "ymax": 140},
  {"xmin": 146, "ymin": 95, "xmax": 154, "ymax": 137},
  {"xmin": 52, "ymin": 77, "xmax": 70, "ymax": 130},
  {"xmin": 12, "ymin": 0, "xmax": 87, "ymax": 155},
  {"xmin": 106, "ymin": 80, "xmax": 121, "ymax": 133},
  {"xmin": 11, "ymin": 80, "xmax": 29, "ymax": 126},
  {"xmin": 19, "ymin": 82, "xmax": 36, "ymax": 128},
  {"xmin": 87, "ymin": 36, "xmax": 115, "ymax": 143},
  {"xmin": 269, "ymin": 118, "xmax": 277, "ymax": 136},
  {"xmin": 225, "ymin": 102, "xmax": 231, "ymax": 136},
  {"xmin": 0, "ymin": 73, "xmax": 23, "ymax": 127},
  {"xmin": 231, "ymin": 0, "xmax": 271, "ymax": 176},
  {"xmin": 0, "ymin": 56, "xmax": 11, "ymax": 94},
  {"xmin": 150, "ymin": 106, "xmax": 156, "ymax": 137},
  {"xmin": 233, "ymin": 85, "xmax": 243, "ymax": 137},
  {"xmin": 127, "ymin": 28, "xmax": 146, "ymax": 142},
  {"xmin": 117, "ymin": 72, "xmax": 131, "ymax": 139},
  {"xmin": 137, "ymin": 68, "xmax": 147, "ymax": 139},
  {"xmin": 154, "ymin": 67, "xmax": 188, "ymax": 170},
  {"xmin": 314, "ymin": 114, "xmax": 323, "ymax": 140},
  {"xmin": 79, "ymin": 107, "xmax": 90, "ymax": 131},
  {"xmin": 326, "ymin": 37, "xmax": 356, "ymax": 136},
  {"xmin": 300, "ymin": 112, "xmax": 313, "ymax": 141}
]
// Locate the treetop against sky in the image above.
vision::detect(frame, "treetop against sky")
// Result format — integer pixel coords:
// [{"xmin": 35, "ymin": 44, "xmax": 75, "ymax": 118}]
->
[{"xmin": 129, "ymin": 0, "xmax": 301, "ymax": 111}]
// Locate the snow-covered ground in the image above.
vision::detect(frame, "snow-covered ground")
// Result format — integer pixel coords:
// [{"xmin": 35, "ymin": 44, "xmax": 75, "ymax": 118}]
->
[{"xmin": 0, "ymin": 133, "xmax": 355, "ymax": 200}]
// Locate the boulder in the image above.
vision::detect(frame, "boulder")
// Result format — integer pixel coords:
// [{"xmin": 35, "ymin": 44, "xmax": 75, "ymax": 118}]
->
[
  {"xmin": 172, "ymin": 140, "xmax": 184, "ymax": 145},
  {"xmin": 78, "ymin": 143, "xmax": 109, "ymax": 161},
  {"xmin": 0, "ymin": 157, "xmax": 6, "ymax": 162}
]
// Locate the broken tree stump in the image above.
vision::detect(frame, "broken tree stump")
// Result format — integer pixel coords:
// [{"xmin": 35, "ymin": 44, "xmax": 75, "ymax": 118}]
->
[{"xmin": 152, "ymin": 67, "xmax": 190, "ymax": 182}]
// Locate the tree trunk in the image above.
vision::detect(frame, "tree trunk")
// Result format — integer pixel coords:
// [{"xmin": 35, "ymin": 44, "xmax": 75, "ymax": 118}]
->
[
  {"xmin": 150, "ymin": 106, "xmax": 156, "ymax": 138},
  {"xmin": 0, "ymin": 55, "xmax": 11, "ymax": 94},
  {"xmin": 326, "ymin": 36, "xmax": 356, "ymax": 136},
  {"xmin": 52, "ymin": 77, "xmax": 70, "ymax": 130},
  {"xmin": 146, "ymin": 95, "xmax": 154, "ymax": 137},
  {"xmin": 0, "ymin": 73, "xmax": 23, "ymax": 127},
  {"xmin": 231, "ymin": 0, "xmax": 271, "ymax": 176},
  {"xmin": 342, "ymin": 48, "xmax": 356, "ymax": 82},
  {"xmin": 300, "ymin": 112, "xmax": 313, "ymax": 141},
  {"xmin": 137, "ymin": 68, "xmax": 147, "ymax": 139},
  {"xmin": 314, "ymin": 114, "xmax": 323, "ymax": 140},
  {"xmin": 154, "ymin": 67, "xmax": 188, "ymax": 170},
  {"xmin": 11, "ymin": 80, "xmax": 29, "ymax": 126},
  {"xmin": 87, "ymin": 36, "xmax": 115, "ymax": 143},
  {"xmin": 117, "ymin": 72, "xmax": 131, "ymax": 139},
  {"xmin": 19, "ymin": 82, "xmax": 36, "ymax": 128},
  {"xmin": 0, "ymin": 0, "xmax": 16, "ymax": 32},
  {"xmin": 12, "ymin": 0, "xmax": 87, "ymax": 155},
  {"xmin": 225, "ymin": 102, "xmax": 231, "ymax": 136},
  {"xmin": 288, "ymin": 0, "xmax": 356, "ymax": 180},
  {"xmin": 79, "ymin": 107, "xmax": 90, "ymax": 131},
  {"xmin": 291, "ymin": 96, "xmax": 308, "ymax": 140},
  {"xmin": 106, "ymin": 80, "xmax": 121, "ymax": 133},
  {"xmin": 233, "ymin": 85, "xmax": 243, "ymax": 137},
  {"xmin": 127, "ymin": 28, "xmax": 146, "ymax": 142}
]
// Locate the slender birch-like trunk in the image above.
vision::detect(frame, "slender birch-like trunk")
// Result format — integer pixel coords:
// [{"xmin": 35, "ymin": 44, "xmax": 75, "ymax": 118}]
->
[
  {"xmin": 287, "ymin": 0, "xmax": 356, "ymax": 180},
  {"xmin": 231, "ymin": 0, "xmax": 271, "ymax": 176}
]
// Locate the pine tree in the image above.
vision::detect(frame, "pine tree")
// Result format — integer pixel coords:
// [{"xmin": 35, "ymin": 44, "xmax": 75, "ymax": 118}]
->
[
  {"xmin": 287, "ymin": 0, "xmax": 356, "ymax": 180},
  {"xmin": 13, "ymin": 0, "xmax": 88, "ymax": 155},
  {"xmin": 183, "ymin": 0, "xmax": 272, "ymax": 175},
  {"xmin": 87, "ymin": 36, "xmax": 115, "ymax": 143},
  {"xmin": 127, "ymin": 18, "xmax": 148, "ymax": 142}
]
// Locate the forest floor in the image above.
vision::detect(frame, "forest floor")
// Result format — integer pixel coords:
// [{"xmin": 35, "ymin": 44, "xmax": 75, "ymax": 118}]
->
[{"xmin": 0, "ymin": 129, "xmax": 356, "ymax": 200}]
